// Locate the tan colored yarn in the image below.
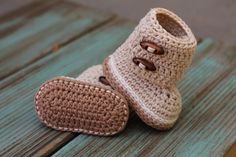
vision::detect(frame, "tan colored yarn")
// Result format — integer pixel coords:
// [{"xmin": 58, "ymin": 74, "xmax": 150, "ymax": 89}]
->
[
  {"xmin": 103, "ymin": 8, "xmax": 197, "ymax": 129},
  {"xmin": 35, "ymin": 65, "xmax": 129, "ymax": 136},
  {"xmin": 77, "ymin": 65, "xmax": 111, "ymax": 87}
]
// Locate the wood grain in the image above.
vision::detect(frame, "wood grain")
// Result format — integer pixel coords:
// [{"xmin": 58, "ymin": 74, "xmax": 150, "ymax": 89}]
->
[
  {"xmin": 52, "ymin": 39, "xmax": 236, "ymax": 157},
  {"xmin": 1, "ymin": 1, "xmax": 235, "ymax": 156},
  {"xmin": 0, "ymin": 0, "xmax": 113, "ymax": 80},
  {"xmin": 0, "ymin": 18, "xmax": 133, "ymax": 157}
]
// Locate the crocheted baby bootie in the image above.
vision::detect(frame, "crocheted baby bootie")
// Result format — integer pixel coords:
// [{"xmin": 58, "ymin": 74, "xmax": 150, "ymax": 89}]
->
[
  {"xmin": 103, "ymin": 8, "xmax": 197, "ymax": 130},
  {"xmin": 35, "ymin": 65, "xmax": 129, "ymax": 136}
]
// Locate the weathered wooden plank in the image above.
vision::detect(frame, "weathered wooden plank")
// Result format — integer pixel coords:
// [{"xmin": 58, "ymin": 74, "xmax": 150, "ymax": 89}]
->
[
  {"xmin": 0, "ymin": 0, "xmax": 113, "ymax": 80},
  {"xmin": 0, "ymin": 18, "xmax": 134, "ymax": 157},
  {"xmin": 0, "ymin": 0, "xmax": 59, "ymax": 38},
  {"xmin": 52, "ymin": 41, "xmax": 236, "ymax": 157},
  {"xmin": 146, "ymin": 72, "xmax": 236, "ymax": 157},
  {"xmin": 0, "ymin": 0, "xmax": 36, "ymax": 17}
]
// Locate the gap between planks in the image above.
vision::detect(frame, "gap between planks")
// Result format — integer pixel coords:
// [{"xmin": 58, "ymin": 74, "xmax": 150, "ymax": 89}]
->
[
  {"xmin": 0, "ymin": 0, "xmax": 115, "ymax": 80},
  {"xmin": 0, "ymin": 17, "xmax": 134, "ymax": 157},
  {"xmin": 0, "ymin": 0, "xmax": 234, "ymax": 156},
  {"xmin": 51, "ymin": 40, "xmax": 236, "ymax": 157}
]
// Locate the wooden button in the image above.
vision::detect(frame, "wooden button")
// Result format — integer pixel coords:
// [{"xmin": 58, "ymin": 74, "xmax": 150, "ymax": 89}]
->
[
  {"xmin": 133, "ymin": 57, "xmax": 156, "ymax": 71},
  {"xmin": 99, "ymin": 76, "xmax": 110, "ymax": 86},
  {"xmin": 140, "ymin": 41, "xmax": 165, "ymax": 55}
]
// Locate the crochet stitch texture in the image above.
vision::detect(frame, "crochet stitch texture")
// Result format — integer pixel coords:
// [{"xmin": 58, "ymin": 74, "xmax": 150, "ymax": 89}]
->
[
  {"xmin": 103, "ymin": 8, "xmax": 197, "ymax": 129},
  {"xmin": 35, "ymin": 65, "xmax": 129, "ymax": 136}
]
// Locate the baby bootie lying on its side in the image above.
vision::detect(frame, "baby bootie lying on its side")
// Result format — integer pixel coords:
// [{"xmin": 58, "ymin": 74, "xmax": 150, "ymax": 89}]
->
[
  {"xmin": 35, "ymin": 65, "xmax": 129, "ymax": 136},
  {"xmin": 103, "ymin": 8, "xmax": 197, "ymax": 130}
]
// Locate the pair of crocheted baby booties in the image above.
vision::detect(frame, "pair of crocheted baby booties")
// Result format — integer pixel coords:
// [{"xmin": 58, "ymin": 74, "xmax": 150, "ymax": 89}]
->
[{"xmin": 35, "ymin": 8, "xmax": 197, "ymax": 136}]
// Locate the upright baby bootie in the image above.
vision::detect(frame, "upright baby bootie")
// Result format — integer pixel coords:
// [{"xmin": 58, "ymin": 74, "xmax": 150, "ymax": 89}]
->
[
  {"xmin": 103, "ymin": 8, "xmax": 197, "ymax": 130},
  {"xmin": 35, "ymin": 65, "xmax": 129, "ymax": 136}
]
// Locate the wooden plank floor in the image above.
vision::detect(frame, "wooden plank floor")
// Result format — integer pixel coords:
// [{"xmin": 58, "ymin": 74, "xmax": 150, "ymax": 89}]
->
[
  {"xmin": 0, "ymin": 0, "xmax": 113, "ymax": 80},
  {"xmin": 0, "ymin": 0, "xmax": 235, "ymax": 156}
]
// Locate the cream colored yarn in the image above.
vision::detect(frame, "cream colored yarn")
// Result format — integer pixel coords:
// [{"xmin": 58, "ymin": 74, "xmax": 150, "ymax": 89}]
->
[
  {"xmin": 103, "ymin": 8, "xmax": 197, "ymax": 129},
  {"xmin": 77, "ymin": 65, "xmax": 112, "ymax": 89}
]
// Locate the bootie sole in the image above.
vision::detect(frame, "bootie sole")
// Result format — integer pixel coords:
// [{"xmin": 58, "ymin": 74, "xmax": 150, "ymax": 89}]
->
[{"xmin": 35, "ymin": 77, "xmax": 129, "ymax": 136}]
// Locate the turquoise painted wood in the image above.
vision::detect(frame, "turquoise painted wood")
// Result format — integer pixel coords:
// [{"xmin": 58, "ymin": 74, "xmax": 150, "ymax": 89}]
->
[
  {"xmin": 52, "ymin": 40, "xmax": 236, "ymax": 157},
  {"xmin": 0, "ymin": 0, "xmax": 113, "ymax": 80},
  {"xmin": 0, "ymin": 18, "xmax": 133, "ymax": 156},
  {"xmin": 0, "ymin": 1, "xmax": 235, "ymax": 156}
]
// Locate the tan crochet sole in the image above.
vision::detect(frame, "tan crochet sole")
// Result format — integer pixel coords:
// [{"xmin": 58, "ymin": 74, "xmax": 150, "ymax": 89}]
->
[
  {"xmin": 35, "ymin": 77, "xmax": 129, "ymax": 136},
  {"xmin": 103, "ymin": 57, "xmax": 174, "ymax": 130}
]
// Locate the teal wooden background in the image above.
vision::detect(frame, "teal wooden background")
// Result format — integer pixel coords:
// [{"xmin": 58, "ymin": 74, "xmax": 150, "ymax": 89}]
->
[{"xmin": 0, "ymin": 0, "xmax": 235, "ymax": 156}]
